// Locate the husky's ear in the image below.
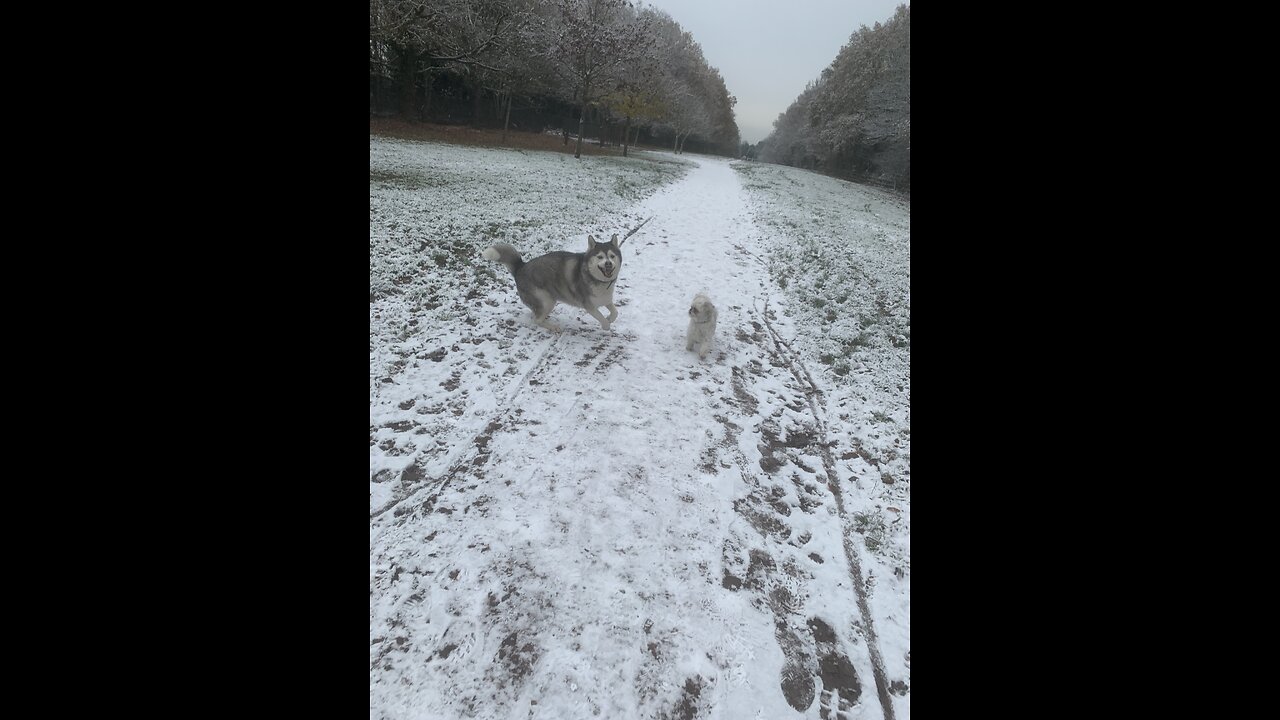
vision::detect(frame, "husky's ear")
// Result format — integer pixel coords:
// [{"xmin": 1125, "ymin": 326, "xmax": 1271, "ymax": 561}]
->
[
  {"xmin": 587, "ymin": 234, "xmax": 597, "ymax": 251},
  {"xmin": 614, "ymin": 232, "xmax": 624, "ymax": 247}
]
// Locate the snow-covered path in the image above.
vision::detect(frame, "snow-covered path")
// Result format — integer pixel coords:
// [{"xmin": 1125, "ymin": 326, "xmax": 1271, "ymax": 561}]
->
[{"xmin": 371, "ymin": 154, "xmax": 901, "ymax": 720}]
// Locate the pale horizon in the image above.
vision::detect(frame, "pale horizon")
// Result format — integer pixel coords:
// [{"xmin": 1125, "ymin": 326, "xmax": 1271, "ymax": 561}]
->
[{"xmin": 639, "ymin": 0, "xmax": 907, "ymax": 145}]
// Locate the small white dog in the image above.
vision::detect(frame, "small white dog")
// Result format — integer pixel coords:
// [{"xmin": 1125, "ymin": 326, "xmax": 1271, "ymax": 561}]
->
[{"xmin": 686, "ymin": 293, "xmax": 718, "ymax": 360}]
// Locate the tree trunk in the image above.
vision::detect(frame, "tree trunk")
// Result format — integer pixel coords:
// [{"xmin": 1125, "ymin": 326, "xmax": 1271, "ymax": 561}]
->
[
  {"xmin": 622, "ymin": 115, "xmax": 631, "ymax": 157},
  {"xmin": 422, "ymin": 68, "xmax": 433, "ymax": 122},
  {"xmin": 502, "ymin": 92, "xmax": 512, "ymax": 142},
  {"xmin": 673, "ymin": 132, "xmax": 679, "ymax": 153},
  {"xmin": 471, "ymin": 75, "xmax": 483, "ymax": 128},
  {"xmin": 575, "ymin": 87, "xmax": 589, "ymax": 159},
  {"xmin": 399, "ymin": 50, "xmax": 417, "ymax": 122}
]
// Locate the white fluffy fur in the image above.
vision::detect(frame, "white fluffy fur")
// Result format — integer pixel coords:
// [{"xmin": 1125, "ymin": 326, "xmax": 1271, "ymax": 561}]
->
[{"xmin": 685, "ymin": 293, "xmax": 717, "ymax": 360}]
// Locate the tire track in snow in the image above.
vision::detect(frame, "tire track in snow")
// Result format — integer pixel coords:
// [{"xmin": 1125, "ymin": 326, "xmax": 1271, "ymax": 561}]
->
[
  {"xmin": 709, "ymin": 299, "xmax": 880, "ymax": 720},
  {"xmin": 370, "ymin": 333, "xmax": 564, "ymax": 521},
  {"xmin": 759, "ymin": 297, "xmax": 897, "ymax": 720}
]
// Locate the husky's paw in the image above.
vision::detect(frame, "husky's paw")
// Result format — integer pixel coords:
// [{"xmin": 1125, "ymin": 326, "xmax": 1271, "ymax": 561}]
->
[{"xmin": 599, "ymin": 319, "xmax": 612, "ymax": 331}]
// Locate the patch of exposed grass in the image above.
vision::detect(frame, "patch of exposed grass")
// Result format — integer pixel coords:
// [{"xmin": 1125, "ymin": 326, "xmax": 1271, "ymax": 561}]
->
[
  {"xmin": 852, "ymin": 511, "xmax": 887, "ymax": 553},
  {"xmin": 370, "ymin": 168, "xmax": 444, "ymax": 190}
]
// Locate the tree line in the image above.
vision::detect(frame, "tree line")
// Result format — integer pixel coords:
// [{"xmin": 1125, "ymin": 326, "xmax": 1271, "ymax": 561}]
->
[
  {"xmin": 370, "ymin": 0, "xmax": 741, "ymax": 158},
  {"xmin": 754, "ymin": 4, "xmax": 910, "ymax": 191}
]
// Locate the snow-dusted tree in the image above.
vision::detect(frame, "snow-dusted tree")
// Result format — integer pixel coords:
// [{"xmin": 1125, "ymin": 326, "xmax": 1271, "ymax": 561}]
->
[
  {"xmin": 369, "ymin": 0, "xmax": 529, "ymax": 122},
  {"xmin": 641, "ymin": 7, "xmax": 738, "ymax": 155},
  {"xmin": 599, "ymin": 25, "xmax": 664, "ymax": 156},
  {"xmin": 697, "ymin": 67, "xmax": 739, "ymax": 154},
  {"xmin": 762, "ymin": 80, "xmax": 820, "ymax": 168},
  {"xmin": 605, "ymin": 76, "xmax": 663, "ymax": 156},
  {"xmin": 760, "ymin": 4, "xmax": 909, "ymax": 187},
  {"xmin": 492, "ymin": 17, "xmax": 559, "ymax": 141},
  {"xmin": 540, "ymin": 0, "xmax": 655, "ymax": 159}
]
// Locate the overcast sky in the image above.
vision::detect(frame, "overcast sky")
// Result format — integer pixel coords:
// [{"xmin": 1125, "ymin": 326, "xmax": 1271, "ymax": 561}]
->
[{"xmin": 638, "ymin": 0, "xmax": 907, "ymax": 145}]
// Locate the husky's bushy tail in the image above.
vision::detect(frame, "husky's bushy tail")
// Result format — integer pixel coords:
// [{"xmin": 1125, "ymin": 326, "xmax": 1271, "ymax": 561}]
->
[{"xmin": 482, "ymin": 243, "xmax": 524, "ymax": 277}]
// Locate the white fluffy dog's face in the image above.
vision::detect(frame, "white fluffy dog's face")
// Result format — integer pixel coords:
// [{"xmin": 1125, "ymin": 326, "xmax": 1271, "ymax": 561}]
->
[{"xmin": 689, "ymin": 294, "xmax": 716, "ymax": 322}]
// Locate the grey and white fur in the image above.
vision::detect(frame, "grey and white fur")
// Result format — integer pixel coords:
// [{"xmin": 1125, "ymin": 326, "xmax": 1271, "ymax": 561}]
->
[
  {"xmin": 482, "ymin": 235, "xmax": 622, "ymax": 332},
  {"xmin": 686, "ymin": 293, "xmax": 717, "ymax": 360}
]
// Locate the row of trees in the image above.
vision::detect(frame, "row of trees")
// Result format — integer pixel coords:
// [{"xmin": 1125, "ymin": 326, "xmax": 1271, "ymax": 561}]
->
[
  {"xmin": 369, "ymin": 0, "xmax": 740, "ymax": 158},
  {"xmin": 758, "ymin": 4, "xmax": 910, "ymax": 190}
]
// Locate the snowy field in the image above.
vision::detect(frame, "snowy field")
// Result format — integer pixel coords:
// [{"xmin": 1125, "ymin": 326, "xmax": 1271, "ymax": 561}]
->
[{"xmin": 370, "ymin": 135, "xmax": 910, "ymax": 720}]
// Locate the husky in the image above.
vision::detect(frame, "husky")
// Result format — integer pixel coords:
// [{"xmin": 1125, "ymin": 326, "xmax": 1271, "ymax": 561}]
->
[
  {"xmin": 686, "ymin": 293, "xmax": 717, "ymax": 360},
  {"xmin": 482, "ymin": 235, "xmax": 622, "ymax": 332}
]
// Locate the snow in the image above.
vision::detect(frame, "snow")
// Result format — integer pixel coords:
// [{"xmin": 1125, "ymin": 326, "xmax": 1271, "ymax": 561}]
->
[{"xmin": 371, "ymin": 136, "xmax": 910, "ymax": 719}]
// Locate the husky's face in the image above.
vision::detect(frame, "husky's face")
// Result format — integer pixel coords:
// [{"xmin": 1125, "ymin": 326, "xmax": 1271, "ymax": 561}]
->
[{"xmin": 586, "ymin": 235, "xmax": 622, "ymax": 282}]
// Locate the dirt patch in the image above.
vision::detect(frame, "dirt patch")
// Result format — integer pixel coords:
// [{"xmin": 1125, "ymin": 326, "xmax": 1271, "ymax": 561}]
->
[
  {"xmin": 734, "ymin": 498, "xmax": 790, "ymax": 541},
  {"xmin": 759, "ymin": 454, "xmax": 784, "ymax": 474},
  {"xmin": 744, "ymin": 549, "xmax": 777, "ymax": 591},
  {"xmin": 809, "ymin": 617, "xmax": 862, "ymax": 714},
  {"xmin": 766, "ymin": 485, "xmax": 792, "ymax": 516},
  {"xmin": 791, "ymin": 476, "xmax": 825, "ymax": 513},
  {"xmin": 597, "ymin": 344, "xmax": 627, "ymax": 371},
  {"xmin": 730, "ymin": 367, "xmax": 758, "ymax": 415},
  {"xmin": 400, "ymin": 462, "xmax": 424, "ymax": 486},
  {"xmin": 785, "ymin": 427, "xmax": 819, "ymax": 449},
  {"xmin": 668, "ymin": 676, "xmax": 706, "ymax": 720},
  {"xmin": 496, "ymin": 631, "xmax": 539, "ymax": 685},
  {"xmin": 474, "ymin": 418, "xmax": 503, "ymax": 452},
  {"xmin": 776, "ymin": 623, "xmax": 816, "ymax": 712},
  {"xmin": 575, "ymin": 340, "xmax": 608, "ymax": 368},
  {"xmin": 840, "ymin": 440, "xmax": 880, "ymax": 468},
  {"xmin": 757, "ymin": 421, "xmax": 786, "ymax": 474},
  {"xmin": 432, "ymin": 643, "xmax": 458, "ymax": 661},
  {"xmin": 808, "ymin": 617, "xmax": 837, "ymax": 644}
]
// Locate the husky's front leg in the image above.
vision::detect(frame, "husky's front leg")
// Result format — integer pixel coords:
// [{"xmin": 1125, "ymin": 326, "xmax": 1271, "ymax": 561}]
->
[
  {"xmin": 605, "ymin": 303, "xmax": 618, "ymax": 323},
  {"xmin": 586, "ymin": 306, "xmax": 612, "ymax": 331}
]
